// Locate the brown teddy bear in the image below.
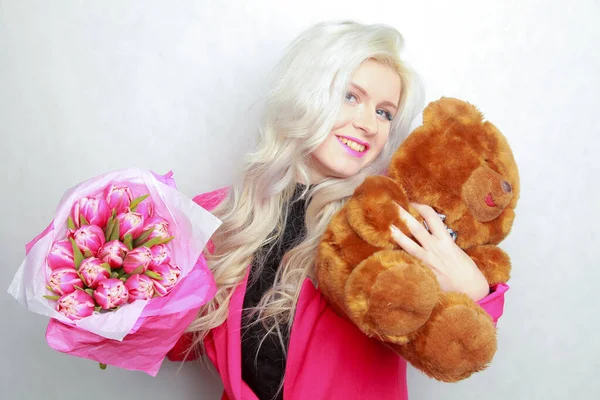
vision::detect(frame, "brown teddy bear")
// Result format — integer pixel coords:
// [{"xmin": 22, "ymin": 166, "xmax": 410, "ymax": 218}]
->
[{"xmin": 315, "ymin": 97, "xmax": 519, "ymax": 382}]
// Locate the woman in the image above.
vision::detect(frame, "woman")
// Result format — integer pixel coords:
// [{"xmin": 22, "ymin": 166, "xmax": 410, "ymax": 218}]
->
[{"xmin": 168, "ymin": 20, "xmax": 507, "ymax": 399}]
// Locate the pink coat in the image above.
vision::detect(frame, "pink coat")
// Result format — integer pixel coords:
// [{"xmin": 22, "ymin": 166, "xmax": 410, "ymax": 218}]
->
[{"xmin": 168, "ymin": 188, "xmax": 509, "ymax": 400}]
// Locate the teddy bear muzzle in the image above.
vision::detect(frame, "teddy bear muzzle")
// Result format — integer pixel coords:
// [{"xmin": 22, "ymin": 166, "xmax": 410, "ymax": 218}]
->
[{"xmin": 461, "ymin": 165, "xmax": 514, "ymax": 222}]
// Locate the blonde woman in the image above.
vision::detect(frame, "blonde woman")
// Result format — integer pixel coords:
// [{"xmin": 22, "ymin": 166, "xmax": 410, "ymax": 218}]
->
[{"xmin": 168, "ymin": 20, "xmax": 505, "ymax": 400}]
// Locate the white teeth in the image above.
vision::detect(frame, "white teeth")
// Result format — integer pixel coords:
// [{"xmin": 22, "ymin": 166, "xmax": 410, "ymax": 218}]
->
[{"xmin": 338, "ymin": 136, "xmax": 366, "ymax": 152}]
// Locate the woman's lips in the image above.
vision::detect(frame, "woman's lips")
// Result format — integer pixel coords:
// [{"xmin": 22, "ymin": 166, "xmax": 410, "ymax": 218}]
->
[
  {"xmin": 485, "ymin": 193, "xmax": 497, "ymax": 207},
  {"xmin": 336, "ymin": 135, "xmax": 369, "ymax": 158}
]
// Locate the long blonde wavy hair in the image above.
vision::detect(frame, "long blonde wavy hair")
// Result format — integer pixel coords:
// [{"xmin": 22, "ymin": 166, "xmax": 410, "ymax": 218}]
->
[{"xmin": 186, "ymin": 20, "xmax": 424, "ymax": 361}]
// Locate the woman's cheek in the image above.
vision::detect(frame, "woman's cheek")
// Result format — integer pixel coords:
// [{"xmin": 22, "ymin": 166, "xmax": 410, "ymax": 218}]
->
[{"xmin": 368, "ymin": 136, "xmax": 388, "ymax": 161}]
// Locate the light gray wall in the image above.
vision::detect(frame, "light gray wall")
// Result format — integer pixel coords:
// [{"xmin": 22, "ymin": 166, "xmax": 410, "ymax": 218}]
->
[{"xmin": 1, "ymin": 1, "xmax": 598, "ymax": 399}]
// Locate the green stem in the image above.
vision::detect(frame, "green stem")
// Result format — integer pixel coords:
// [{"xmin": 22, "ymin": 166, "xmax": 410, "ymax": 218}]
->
[
  {"xmin": 123, "ymin": 234, "xmax": 133, "ymax": 250},
  {"xmin": 132, "ymin": 227, "xmax": 155, "ymax": 248},
  {"xmin": 142, "ymin": 236, "xmax": 175, "ymax": 248},
  {"xmin": 144, "ymin": 270, "xmax": 162, "ymax": 279},
  {"xmin": 104, "ymin": 216, "xmax": 115, "ymax": 242},
  {"xmin": 110, "ymin": 219, "xmax": 120, "ymax": 242},
  {"xmin": 69, "ymin": 237, "xmax": 84, "ymax": 269},
  {"xmin": 130, "ymin": 194, "xmax": 149, "ymax": 211}
]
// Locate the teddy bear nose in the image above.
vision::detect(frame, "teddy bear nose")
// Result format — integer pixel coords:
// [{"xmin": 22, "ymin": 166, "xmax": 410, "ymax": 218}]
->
[{"xmin": 501, "ymin": 180, "xmax": 512, "ymax": 193}]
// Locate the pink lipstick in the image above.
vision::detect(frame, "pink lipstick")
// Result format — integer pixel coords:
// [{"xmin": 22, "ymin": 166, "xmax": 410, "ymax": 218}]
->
[{"xmin": 336, "ymin": 135, "xmax": 369, "ymax": 158}]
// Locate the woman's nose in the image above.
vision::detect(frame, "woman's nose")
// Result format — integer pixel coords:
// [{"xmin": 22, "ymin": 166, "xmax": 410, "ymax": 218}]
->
[{"xmin": 353, "ymin": 107, "xmax": 377, "ymax": 135}]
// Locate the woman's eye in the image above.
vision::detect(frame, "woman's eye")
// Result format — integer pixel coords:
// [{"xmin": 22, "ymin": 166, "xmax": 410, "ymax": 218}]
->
[
  {"xmin": 377, "ymin": 109, "xmax": 393, "ymax": 121},
  {"xmin": 345, "ymin": 92, "xmax": 358, "ymax": 103}
]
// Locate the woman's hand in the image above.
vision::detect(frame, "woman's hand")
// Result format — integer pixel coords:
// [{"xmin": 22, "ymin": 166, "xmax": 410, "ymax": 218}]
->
[{"xmin": 390, "ymin": 203, "xmax": 490, "ymax": 302}]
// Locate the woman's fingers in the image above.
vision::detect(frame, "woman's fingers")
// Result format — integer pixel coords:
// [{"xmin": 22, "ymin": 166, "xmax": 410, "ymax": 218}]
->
[
  {"xmin": 395, "ymin": 204, "xmax": 432, "ymax": 247},
  {"xmin": 390, "ymin": 224, "xmax": 429, "ymax": 263},
  {"xmin": 410, "ymin": 203, "xmax": 451, "ymax": 241}
]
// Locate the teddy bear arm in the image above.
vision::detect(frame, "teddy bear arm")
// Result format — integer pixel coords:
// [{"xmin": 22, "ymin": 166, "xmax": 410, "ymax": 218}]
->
[
  {"xmin": 390, "ymin": 292, "xmax": 497, "ymax": 382},
  {"xmin": 465, "ymin": 245, "xmax": 511, "ymax": 286},
  {"xmin": 345, "ymin": 175, "xmax": 410, "ymax": 249}
]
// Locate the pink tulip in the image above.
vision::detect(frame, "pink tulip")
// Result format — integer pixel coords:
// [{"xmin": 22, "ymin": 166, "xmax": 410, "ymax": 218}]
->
[
  {"xmin": 47, "ymin": 239, "xmax": 75, "ymax": 270},
  {"xmin": 117, "ymin": 212, "xmax": 144, "ymax": 240},
  {"xmin": 122, "ymin": 246, "xmax": 152, "ymax": 274},
  {"xmin": 79, "ymin": 257, "xmax": 111, "ymax": 289},
  {"xmin": 71, "ymin": 197, "xmax": 111, "ymax": 228},
  {"xmin": 143, "ymin": 216, "xmax": 170, "ymax": 241},
  {"xmin": 56, "ymin": 290, "xmax": 95, "ymax": 320},
  {"xmin": 97, "ymin": 240, "xmax": 129, "ymax": 268},
  {"xmin": 104, "ymin": 185, "xmax": 133, "ymax": 214},
  {"xmin": 134, "ymin": 200, "xmax": 154, "ymax": 220},
  {"xmin": 149, "ymin": 263, "xmax": 181, "ymax": 296},
  {"xmin": 124, "ymin": 274, "xmax": 155, "ymax": 302},
  {"xmin": 149, "ymin": 244, "xmax": 171, "ymax": 269},
  {"xmin": 94, "ymin": 278, "xmax": 129, "ymax": 309},
  {"xmin": 48, "ymin": 267, "xmax": 83, "ymax": 295},
  {"xmin": 73, "ymin": 225, "xmax": 106, "ymax": 256}
]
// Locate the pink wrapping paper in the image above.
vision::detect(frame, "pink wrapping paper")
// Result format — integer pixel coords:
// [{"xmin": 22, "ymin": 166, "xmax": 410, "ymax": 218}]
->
[{"xmin": 45, "ymin": 254, "xmax": 214, "ymax": 376}]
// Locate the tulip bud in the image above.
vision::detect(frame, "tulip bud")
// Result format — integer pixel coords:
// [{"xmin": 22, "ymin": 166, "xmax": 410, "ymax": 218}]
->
[
  {"xmin": 48, "ymin": 267, "xmax": 83, "ymax": 295},
  {"xmin": 148, "ymin": 263, "xmax": 181, "ymax": 296},
  {"xmin": 124, "ymin": 274, "xmax": 154, "ymax": 302},
  {"xmin": 104, "ymin": 185, "xmax": 133, "ymax": 214},
  {"xmin": 79, "ymin": 257, "xmax": 111, "ymax": 289},
  {"xmin": 122, "ymin": 246, "xmax": 152, "ymax": 275},
  {"xmin": 47, "ymin": 239, "xmax": 75, "ymax": 270},
  {"xmin": 149, "ymin": 244, "xmax": 171, "ymax": 269},
  {"xmin": 73, "ymin": 225, "xmax": 106, "ymax": 256},
  {"xmin": 143, "ymin": 216, "xmax": 170, "ymax": 241},
  {"xmin": 94, "ymin": 278, "xmax": 129, "ymax": 309},
  {"xmin": 97, "ymin": 240, "xmax": 129, "ymax": 268},
  {"xmin": 117, "ymin": 212, "xmax": 144, "ymax": 240},
  {"xmin": 56, "ymin": 290, "xmax": 95, "ymax": 320},
  {"xmin": 71, "ymin": 197, "xmax": 111, "ymax": 228},
  {"xmin": 134, "ymin": 200, "xmax": 154, "ymax": 220}
]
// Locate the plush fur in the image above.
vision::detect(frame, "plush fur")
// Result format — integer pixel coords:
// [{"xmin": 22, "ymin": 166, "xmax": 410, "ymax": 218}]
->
[{"xmin": 315, "ymin": 97, "xmax": 520, "ymax": 382}]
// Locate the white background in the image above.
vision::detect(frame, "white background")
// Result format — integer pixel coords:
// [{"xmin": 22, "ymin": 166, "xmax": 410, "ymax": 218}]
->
[{"xmin": 1, "ymin": 0, "xmax": 598, "ymax": 399}]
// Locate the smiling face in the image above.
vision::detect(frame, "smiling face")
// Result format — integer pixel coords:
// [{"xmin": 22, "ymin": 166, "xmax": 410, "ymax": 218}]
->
[{"xmin": 307, "ymin": 59, "xmax": 402, "ymax": 183}]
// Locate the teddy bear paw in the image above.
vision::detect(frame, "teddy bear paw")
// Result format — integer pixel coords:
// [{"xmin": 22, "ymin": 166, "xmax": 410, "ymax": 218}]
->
[
  {"xmin": 344, "ymin": 250, "xmax": 439, "ymax": 344},
  {"xmin": 397, "ymin": 296, "xmax": 497, "ymax": 382}
]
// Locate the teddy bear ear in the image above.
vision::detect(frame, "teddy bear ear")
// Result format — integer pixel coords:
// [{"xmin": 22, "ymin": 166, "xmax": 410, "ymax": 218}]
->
[{"xmin": 422, "ymin": 97, "xmax": 484, "ymax": 129}]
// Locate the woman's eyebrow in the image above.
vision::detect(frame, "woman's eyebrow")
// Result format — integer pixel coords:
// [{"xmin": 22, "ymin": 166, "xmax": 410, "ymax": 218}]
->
[{"xmin": 349, "ymin": 82, "xmax": 398, "ymax": 112}]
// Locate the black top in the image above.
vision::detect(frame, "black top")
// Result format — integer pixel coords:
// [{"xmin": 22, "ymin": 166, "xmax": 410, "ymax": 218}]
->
[{"xmin": 241, "ymin": 185, "xmax": 308, "ymax": 400}]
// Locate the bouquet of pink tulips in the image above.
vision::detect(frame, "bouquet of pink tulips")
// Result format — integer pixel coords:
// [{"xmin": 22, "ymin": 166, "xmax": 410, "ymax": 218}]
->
[
  {"xmin": 8, "ymin": 169, "xmax": 221, "ymax": 375},
  {"xmin": 46, "ymin": 185, "xmax": 182, "ymax": 318}
]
